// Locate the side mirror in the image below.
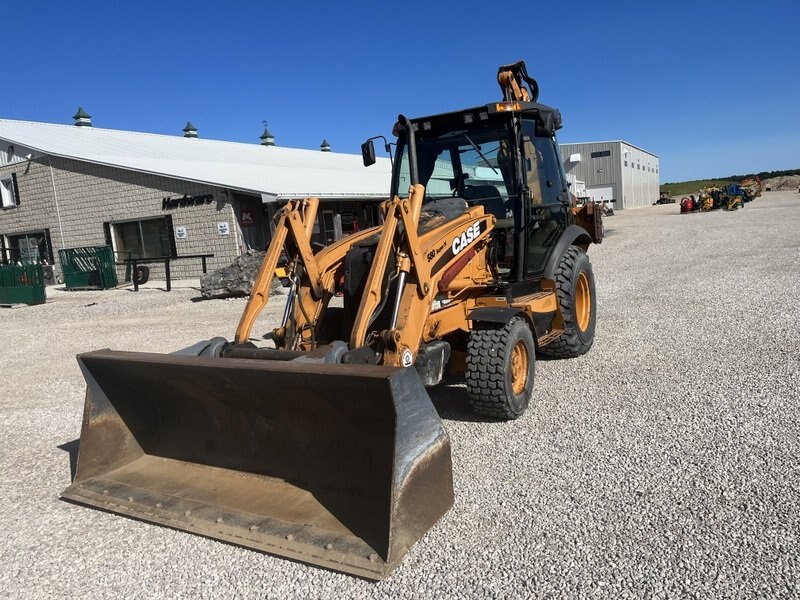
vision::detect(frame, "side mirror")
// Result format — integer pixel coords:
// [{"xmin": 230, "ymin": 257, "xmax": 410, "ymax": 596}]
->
[{"xmin": 361, "ymin": 140, "xmax": 376, "ymax": 167}]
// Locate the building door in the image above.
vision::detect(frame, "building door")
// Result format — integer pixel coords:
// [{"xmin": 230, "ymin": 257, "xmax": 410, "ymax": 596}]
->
[
  {"xmin": 233, "ymin": 193, "xmax": 267, "ymax": 250},
  {"xmin": 587, "ymin": 185, "xmax": 615, "ymax": 207},
  {"xmin": 320, "ymin": 210, "xmax": 342, "ymax": 245}
]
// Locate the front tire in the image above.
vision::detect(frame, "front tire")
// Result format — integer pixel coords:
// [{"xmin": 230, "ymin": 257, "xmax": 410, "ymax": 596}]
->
[
  {"xmin": 540, "ymin": 245, "xmax": 597, "ymax": 358},
  {"xmin": 465, "ymin": 316, "xmax": 535, "ymax": 419}
]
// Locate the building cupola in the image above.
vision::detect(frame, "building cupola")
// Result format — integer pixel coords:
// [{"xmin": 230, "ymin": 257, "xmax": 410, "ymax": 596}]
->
[
  {"xmin": 260, "ymin": 127, "xmax": 275, "ymax": 146},
  {"xmin": 320, "ymin": 139, "xmax": 331, "ymax": 152},
  {"xmin": 183, "ymin": 121, "xmax": 198, "ymax": 138},
  {"xmin": 73, "ymin": 107, "xmax": 92, "ymax": 127}
]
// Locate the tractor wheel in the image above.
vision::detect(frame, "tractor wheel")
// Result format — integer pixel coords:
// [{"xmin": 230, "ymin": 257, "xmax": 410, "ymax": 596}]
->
[
  {"xmin": 465, "ymin": 316, "xmax": 535, "ymax": 420},
  {"xmin": 540, "ymin": 245, "xmax": 596, "ymax": 358}
]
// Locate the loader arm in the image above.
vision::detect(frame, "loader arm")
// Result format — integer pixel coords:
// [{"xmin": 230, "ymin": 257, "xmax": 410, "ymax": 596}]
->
[
  {"xmin": 348, "ymin": 181, "xmax": 499, "ymax": 366},
  {"xmin": 349, "ymin": 184, "xmax": 427, "ymax": 348},
  {"xmin": 234, "ymin": 198, "xmax": 324, "ymax": 344},
  {"xmin": 383, "ymin": 207, "xmax": 496, "ymax": 366},
  {"xmin": 282, "ymin": 225, "xmax": 383, "ymax": 350}
]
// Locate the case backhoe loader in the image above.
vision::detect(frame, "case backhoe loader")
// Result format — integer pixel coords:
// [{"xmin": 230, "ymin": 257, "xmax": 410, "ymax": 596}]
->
[{"xmin": 62, "ymin": 61, "xmax": 602, "ymax": 580}]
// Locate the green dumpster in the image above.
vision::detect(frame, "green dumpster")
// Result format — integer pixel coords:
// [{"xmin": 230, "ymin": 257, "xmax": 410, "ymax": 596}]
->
[
  {"xmin": 0, "ymin": 263, "xmax": 46, "ymax": 305},
  {"xmin": 59, "ymin": 246, "xmax": 118, "ymax": 290}
]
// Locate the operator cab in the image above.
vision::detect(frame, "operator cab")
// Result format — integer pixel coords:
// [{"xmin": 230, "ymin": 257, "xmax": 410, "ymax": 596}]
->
[{"xmin": 364, "ymin": 101, "xmax": 572, "ymax": 282}]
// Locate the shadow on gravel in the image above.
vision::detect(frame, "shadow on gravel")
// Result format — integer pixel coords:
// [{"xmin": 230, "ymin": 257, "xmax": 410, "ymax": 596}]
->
[
  {"xmin": 58, "ymin": 439, "xmax": 80, "ymax": 481},
  {"xmin": 123, "ymin": 287, "xmax": 170, "ymax": 293},
  {"xmin": 428, "ymin": 383, "xmax": 500, "ymax": 423}
]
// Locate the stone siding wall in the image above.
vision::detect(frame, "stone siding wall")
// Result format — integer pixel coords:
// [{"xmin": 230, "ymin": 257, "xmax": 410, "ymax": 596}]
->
[{"xmin": 0, "ymin": 156, "xmax": 243, "ymax": 282}]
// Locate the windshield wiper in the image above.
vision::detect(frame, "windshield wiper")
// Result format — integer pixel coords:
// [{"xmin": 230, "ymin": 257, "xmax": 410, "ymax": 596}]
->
[{"xmin": 464, "ymin": 135, "xmax": 498, "ymax": 174}]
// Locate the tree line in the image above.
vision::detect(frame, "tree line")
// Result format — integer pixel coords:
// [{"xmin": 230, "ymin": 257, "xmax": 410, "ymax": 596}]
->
[{"xmin": 664, "ymin": 168, "xmax": 800, "ymax": 187}]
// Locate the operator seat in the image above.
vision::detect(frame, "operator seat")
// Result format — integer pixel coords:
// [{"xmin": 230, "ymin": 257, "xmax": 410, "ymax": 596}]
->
[
  {"xmin": 418, "ymin": 197, "xmax": 468, "ymax": 234},
  {"xmin": 462, "ymin": 185, "xmax": 505, "ymax": 220}
]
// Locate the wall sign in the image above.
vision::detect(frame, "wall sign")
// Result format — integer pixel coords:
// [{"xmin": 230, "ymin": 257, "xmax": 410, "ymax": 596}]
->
[
  {"xmin": 239, "ymin": 208, "xmax": 256, "ymax": 227},
  {"xmin": 162, "ymin": 194, "xmax": 214, "ymax": 210},
  {"xmin": 175, "ymin": 226, "xmax": 187, "ymax": 240},
  {"xmin": 217, "ymin": 222, "xmax": 230, "ymax": 236}
]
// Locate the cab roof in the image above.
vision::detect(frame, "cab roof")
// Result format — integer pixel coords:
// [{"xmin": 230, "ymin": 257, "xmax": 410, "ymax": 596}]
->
[{"xmin": 394, "ymin": 101, "xmax": 563, "ymax": 134}]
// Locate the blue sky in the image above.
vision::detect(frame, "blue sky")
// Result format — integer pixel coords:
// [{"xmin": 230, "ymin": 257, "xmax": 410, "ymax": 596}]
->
[{"xmin": 5, "ymin": 0, "xmax": 799, "ymax": 182}]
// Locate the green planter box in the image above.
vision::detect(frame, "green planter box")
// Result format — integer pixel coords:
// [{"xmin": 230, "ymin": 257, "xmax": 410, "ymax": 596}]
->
[
  {"xmin": 0, "ymin": 263, "xmax": 46, "ymax": 305},
  {"xmin": 59, "ymin": 246, "xmax": 118, "ymax": 290}
]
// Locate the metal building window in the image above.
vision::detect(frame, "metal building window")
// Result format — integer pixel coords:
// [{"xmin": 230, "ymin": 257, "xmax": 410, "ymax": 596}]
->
[
  {"xmin": 110, "ymin": 217, "xmax": 176, "ymax": 259},
  {"xmin": 590, "ymin": 150, "xmax": 611, "ymax": 158},
  {"xmin": 2, "ymin": 230, "xmax": 53, "ymax": 264}
]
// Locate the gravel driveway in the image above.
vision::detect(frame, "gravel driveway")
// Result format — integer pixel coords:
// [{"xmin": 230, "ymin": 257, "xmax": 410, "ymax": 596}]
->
[{"xmin": 1, "ymin": 192, "xmax": 797, "ymax": 598}]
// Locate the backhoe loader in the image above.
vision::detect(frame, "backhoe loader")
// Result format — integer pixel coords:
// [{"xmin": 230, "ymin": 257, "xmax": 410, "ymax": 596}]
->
[{"xmin": 62, "ymin": 61, "xmax": 602, "ymax": 580}]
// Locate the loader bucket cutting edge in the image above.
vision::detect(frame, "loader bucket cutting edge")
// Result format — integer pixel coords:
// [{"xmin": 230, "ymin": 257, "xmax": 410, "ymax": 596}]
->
[{"xmin": 61, "ymin": 350, "xmax": 454, "ymax": 580}]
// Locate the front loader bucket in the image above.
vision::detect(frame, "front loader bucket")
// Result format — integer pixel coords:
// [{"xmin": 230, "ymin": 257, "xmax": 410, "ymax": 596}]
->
[{"xmin": 61, "ymin": 350, "xmax": 453, "ymax": 580}]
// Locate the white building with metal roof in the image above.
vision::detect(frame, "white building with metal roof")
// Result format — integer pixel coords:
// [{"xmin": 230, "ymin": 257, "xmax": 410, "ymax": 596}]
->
[
  {"xmin": 0, "ymin": 118, "xmax": 391, "ymax": 201},
  {"xmin": 0, "ymin": 111, "xmax": 392, "ymax": 282}
]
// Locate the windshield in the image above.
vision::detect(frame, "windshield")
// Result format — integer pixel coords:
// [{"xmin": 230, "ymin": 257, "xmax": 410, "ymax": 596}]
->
[{"xmin": 393, "ymin": 122, "xmax": 516, "ymax": 221}]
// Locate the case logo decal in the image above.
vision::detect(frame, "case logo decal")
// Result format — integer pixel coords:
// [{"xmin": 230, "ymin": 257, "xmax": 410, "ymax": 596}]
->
[{"xmin": 451, "ymin": 222, "xmax": 482, "ymax": 255}]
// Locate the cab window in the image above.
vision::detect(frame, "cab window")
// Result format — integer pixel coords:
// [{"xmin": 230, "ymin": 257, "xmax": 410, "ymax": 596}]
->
[{"xmin": 521, "ymin": 121, "xmax": 563, "ymax": 205}]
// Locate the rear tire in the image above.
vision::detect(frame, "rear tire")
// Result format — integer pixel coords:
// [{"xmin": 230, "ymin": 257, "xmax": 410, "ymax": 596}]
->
[
  {"xmin": 540, "ymin": 246, "xmax": 596, "ymax": 359},
  {"xmin": 465, "ymin": 317, "xmax": 535, "ymax": 420}
]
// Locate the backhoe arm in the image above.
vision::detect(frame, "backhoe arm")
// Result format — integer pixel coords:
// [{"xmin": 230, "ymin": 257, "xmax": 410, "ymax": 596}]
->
[{"xmin": 497, "ymin": 60, "xmax": 539, "ymax": 102}]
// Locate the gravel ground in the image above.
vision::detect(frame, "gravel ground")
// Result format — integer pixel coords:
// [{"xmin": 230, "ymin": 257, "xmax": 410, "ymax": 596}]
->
[{"xmin": 1, "ymin": 192, "xmax": 798, "ymax": 599}]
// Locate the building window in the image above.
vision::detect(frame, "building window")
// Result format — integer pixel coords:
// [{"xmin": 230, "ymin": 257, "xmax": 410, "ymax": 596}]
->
[
  {"xmin": 1, "ymin": 174, "xmax": 20, "ymax": 208},
  {"xmin": 637, "ymin": 164, "xmax": 640, "ymax": 170},
  {"xmin": 108, "ymin": 217, "xmax": 176, "ymax": 259},
  {"xmin": 590, "ymin": 150, "xmax": 611, "ymax": 158},
  {"xmin": 624, "ymin": 160, "xmax": 628, "ymax": 167},
  {"xmin": 2, "ymin": 230, "xmax": 53, "ymax": 264}
]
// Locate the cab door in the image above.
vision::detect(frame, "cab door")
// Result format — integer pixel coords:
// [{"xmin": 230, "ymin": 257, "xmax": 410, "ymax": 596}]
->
[{"xmin": 520, "ymin": 120, "xmax": 569, "ymax": 278}]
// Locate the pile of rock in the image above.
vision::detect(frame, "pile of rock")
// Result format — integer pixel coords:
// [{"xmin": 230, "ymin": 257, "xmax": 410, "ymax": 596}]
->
[
  {"xmin": 761, "ymin": 175, "xmax": 800, "ymax": 191},
  {"xmin": 200, "ymin": 250, "xmax": 287, "ymax": 299}
]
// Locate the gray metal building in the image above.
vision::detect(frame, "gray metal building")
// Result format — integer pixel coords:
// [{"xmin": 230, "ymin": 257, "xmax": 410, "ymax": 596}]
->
[{"xmin": 560, "ymin": 141, "xmax": 659, "ymax": 210}]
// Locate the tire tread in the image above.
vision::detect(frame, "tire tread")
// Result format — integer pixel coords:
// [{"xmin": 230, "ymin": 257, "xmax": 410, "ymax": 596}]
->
[
  {"xmin": 539, "ymin": 246, "xmax": 594, "ymax": 359},
  {"xmin": 466, "ymin": 318, "xmax": 530, "ymax": 419}
]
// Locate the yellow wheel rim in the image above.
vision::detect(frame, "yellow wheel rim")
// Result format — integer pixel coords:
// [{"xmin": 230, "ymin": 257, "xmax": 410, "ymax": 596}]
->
[
  {"xmin": 576, "ymin": 272, "xmax": 591, "ymax": 332},
  {"xmin": 510, "ymin": 340, "xmax": 529, "ymax": 395}
]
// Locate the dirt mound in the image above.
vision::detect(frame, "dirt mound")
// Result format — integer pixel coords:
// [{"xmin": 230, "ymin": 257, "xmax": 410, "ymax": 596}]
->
[{"xmin": 762, "ymin": 175, "xmax": 800, "ymax": 191}]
